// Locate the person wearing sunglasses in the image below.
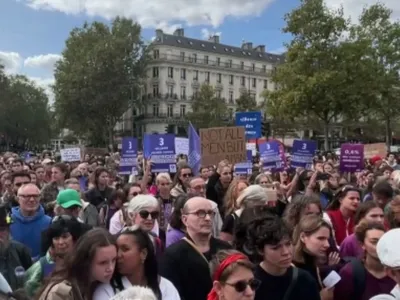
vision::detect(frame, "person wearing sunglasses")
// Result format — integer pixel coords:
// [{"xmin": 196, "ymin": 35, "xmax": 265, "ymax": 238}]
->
[
  {"xmin": 125, "ymin": 194, "xmax": 165, "ymax": 255},
  {"xmin": 208, "ymin": 250, "xmax": 258, "ymax": 300},
  {"xmin": 171, "ymin": 165, "xmax": 193, "ymax": 198}
]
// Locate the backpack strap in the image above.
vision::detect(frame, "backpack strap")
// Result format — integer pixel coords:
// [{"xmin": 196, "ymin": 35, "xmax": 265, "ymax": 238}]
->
[{"xmin": 282, "ymin": 267, "xmax": 298, "ymax": 300}]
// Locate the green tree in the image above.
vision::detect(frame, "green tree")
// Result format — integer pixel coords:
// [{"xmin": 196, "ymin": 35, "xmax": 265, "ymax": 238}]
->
[
  {"xmin": 186, "ymin": 84, "xmax": 228, "ymax": 129},
  {"xmin": 53, "ymin": 17, "xmax": 148, "ymax": 147},
  {"xmin": 351, "ymin": 4, "xmax": 400, "ymax": 147},
  {"xmin": 235, "ymin": 91, "xmax": 257, "ymax": 112},
  {"xmin": 269, "ymin": 0, "xmax": 370, "ymax": 150},
  {"xmin": 0, "ymin": 73, "xmax": 51, "ymax": 149}
]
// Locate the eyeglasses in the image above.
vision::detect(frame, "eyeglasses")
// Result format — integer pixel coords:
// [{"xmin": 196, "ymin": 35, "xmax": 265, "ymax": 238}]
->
[
  {"xmin": 19, "ymin": 194, "xmax": 40, "ymax": 200},
  {"xmin": 15, "ymin": 182, "xmax": 30, "ymax": 187},
  {"xmin": 225, "ymin": 278, "xmax": 261, "ymax": 293},
  {"xmin": 182, "ymin": 173, "xmax": 192, "ymax": 178},
  {"xmin": 187, "ymin": 209, "xmax": 216, "ymax": 218},
  {"xmin": 139, "ymin": 210, "xmax": 159, "ymax": 220}
]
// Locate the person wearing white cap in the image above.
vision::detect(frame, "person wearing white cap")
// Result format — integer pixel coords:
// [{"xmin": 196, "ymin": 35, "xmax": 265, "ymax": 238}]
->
[{"xmin": 370, "ymin": 229, "xmax": 400, "ymax": 299}]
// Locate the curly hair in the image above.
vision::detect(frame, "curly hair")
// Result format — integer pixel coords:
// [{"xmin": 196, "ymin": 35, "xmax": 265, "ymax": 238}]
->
[
  {"xmin": 354, "ymin": 220, "xmax": 385, "ymax": 244},
  {"xmin": 282, "ymin": 194, "xmax": 322, "ymax": 233},
  {"xmin": 223, "ymin": 178, "xmax": 249, "ymax": 216}
]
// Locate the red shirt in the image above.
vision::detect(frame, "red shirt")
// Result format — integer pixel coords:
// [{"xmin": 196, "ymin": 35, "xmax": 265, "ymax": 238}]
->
[{"xmin": 327, "ymin": 209, "xmax": 355, "ymax": 246}]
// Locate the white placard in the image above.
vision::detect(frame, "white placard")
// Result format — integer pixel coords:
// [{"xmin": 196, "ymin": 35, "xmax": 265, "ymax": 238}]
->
[
  {"xmin": 60, "ymin": 148, "xmax": 81, "ymax": 162},
  {"xmin": 175, "ymin": 137, "xmax": 189, "ymax": 155},
  {"xmin": 246, "ymin": 142, "xmax": 256, "ymax": 156},
  {"xmin": 323, "ymin": 271, "xmax": 341, "ymax": 289}
]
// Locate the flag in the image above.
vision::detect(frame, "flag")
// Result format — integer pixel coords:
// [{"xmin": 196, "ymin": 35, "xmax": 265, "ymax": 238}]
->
[{"xmin": 188, "ymin": 122, "xmax": 201, "ymax": 175}]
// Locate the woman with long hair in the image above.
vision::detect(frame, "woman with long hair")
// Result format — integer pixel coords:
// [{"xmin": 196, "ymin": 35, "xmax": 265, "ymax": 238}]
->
[
  {"xmin": 207, "ymin": 250, "xmax": 258, "ymax": 300},
  {"xmin": 170, "ymin": 165, "xmax": 193, "ymax": 198},
  {"xmin": 85, "ymin": 167, "xmax": 115, "ymax": 210},
  {"xmin": 36, "ymin": 228, "xmax": 117, "ymax": 300},
  {"xmin": 93, "ymin": 226, "xmax": 180, "ymax": 300}
]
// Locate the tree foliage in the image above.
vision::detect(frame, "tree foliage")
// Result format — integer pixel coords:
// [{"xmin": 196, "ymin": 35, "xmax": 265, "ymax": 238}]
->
[
  {"xmin": 235, "ymin": 91, "xmax": 258, "ymax": 112},
  {"xmin": 0, "ymin": 66, "xmax": 52, "ymax": 150},
  {"xmin": 53, "ymin": 17, "xmax": 148, "ymax": 147},
  {"xmin": 186, "ymin": 84, "xmax": 229, "ymax": 129},
  {"xmin": 268, "ymin": 0, "xmax": 372, "ymax": 150}
]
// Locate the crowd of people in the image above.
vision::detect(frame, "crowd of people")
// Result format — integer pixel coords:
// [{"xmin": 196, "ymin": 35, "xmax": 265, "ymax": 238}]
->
[{"xmin": 0, "ymin": 150, "xmax": 400, "ymax": 300}]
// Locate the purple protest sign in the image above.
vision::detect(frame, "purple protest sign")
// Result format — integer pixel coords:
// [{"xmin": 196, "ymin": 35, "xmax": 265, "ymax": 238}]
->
[{"xmin": 340, "ymin": 144, "xmax": 364, "ymax": 172}]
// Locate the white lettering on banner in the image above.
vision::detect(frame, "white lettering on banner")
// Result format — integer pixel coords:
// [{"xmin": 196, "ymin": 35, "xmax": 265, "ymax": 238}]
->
[
  {"xmin": 60, "ymin": 148, "xmax": 81, "ymax": 162},
  {"xmin": 240, "ymin": 117, "xmax": 257, "ymax": 122}
]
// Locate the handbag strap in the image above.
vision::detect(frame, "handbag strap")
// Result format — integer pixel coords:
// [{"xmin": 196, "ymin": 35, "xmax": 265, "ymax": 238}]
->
[
  {"xmin": 182, "ymin": 237, "xmax": 209, "ymax": 265},
  {"xmin": 282, "ymin": 267, "xmax": 299, "ymax": 300}
]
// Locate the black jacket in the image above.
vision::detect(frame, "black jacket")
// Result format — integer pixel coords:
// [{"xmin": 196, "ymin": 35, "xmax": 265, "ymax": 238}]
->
[{"xmin": 85, "ymin": 186, "xmax": 114, "ymax": 210}]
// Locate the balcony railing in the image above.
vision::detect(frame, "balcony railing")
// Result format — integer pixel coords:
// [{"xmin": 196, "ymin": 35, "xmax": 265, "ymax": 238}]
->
[{"xmin": 151, "ymin": 54, "xmax": 275, "ymax": 76}]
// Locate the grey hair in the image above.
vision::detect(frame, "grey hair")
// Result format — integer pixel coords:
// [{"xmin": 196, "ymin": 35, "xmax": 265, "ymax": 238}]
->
[
  {"xmin": 126, "ymin": 194, "xmax": 159, "ymax": 216},
  {"xmin": 17, "ymin": 183, "xmax": 39, "ymax": 196},
  {"xmin": 235, "ymin": 185, "xmax": 268, "ymax": 208},
  {"xmin": 110, "ymin": 286, "xmax": 157, "ymax": 300},
  {"xmin": 254, "ymin": 173, "xmax": 269, "ymax": 185}
]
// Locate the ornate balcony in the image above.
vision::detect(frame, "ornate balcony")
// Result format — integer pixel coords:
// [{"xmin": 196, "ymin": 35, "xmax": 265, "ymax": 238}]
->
[{"xmin": 134, "ymin": 113, "xmax": 188, "ymax": 126}]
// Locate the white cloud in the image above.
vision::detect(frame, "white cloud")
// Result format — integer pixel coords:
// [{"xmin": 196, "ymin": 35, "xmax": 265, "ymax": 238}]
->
[
  {"xmin": 0, "ymin": 51, "xmax": 22, "ymax": 73},
  {"xmin": 22, "ymin": 0, "xmax": 276, "ymax": 28},
  {"xmin": 156, "ymin": 22, "xmax": 183, "ymax": 34},
  {"xmin": 324, "ymin": 0, "xmax": 400, "ymax": 22},
  {"xmin": 24, "ymin": 54, "xmax": 62, "ymax": 72},
  {"xmin": 29, "ymin": 76, "xmax": 55, "ymax": 104},
  {"xmin": 200, "ymin": 28, "xmax": 222, "ymax": 40}
]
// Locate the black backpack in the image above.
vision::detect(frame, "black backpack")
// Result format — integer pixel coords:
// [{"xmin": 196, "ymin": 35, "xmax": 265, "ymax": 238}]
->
[{"xmin": 343, "ymin": 257, "xmax": 366, "ymax": 300}]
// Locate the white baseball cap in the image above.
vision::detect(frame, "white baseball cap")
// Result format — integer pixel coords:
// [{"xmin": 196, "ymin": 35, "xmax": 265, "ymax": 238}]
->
[{"xmin": 377, "ymin": 228, "xmax": 400, "ymax": 268}]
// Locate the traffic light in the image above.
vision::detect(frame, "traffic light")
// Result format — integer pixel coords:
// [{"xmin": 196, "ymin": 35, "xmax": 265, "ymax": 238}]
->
[{"xmin": 261, "ymin": 121, "xmax": 271, "ymax": 138}]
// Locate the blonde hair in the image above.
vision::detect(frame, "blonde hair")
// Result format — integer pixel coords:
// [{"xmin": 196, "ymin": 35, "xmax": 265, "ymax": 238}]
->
[
  {"xmin": 155, "ymin": 173, "xmax": 172, "ymax": 185},
  {"xmin": 223, "ymin": 178, "xmax": 249, "ymax": 216}
]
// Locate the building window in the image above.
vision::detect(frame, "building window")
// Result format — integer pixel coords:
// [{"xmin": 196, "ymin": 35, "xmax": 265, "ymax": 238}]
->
[
  {"xmin": 153, "ymin": 85, "xmax": 159, "ymax": 97},
  {"xmin": 181, "ymin": 68, "xmax": 186, "ymax": 80},
  {"xmin": 167, "ymin": 104, "xmax": 173, "ymax": 117},
  {"xmin": 252, "ymin": 78, "xmax": 256, "ymax": 88},
  {"xmin": 168, "ymin": 67, "xmax": 174, "ymax": 78},
  {"xmin": 241, "ymin": 76, "xmax": 246, "ymax": 86},
  {"xmin": 241, "ymin": 61, "xmax": 244, "ymax": 70},
  {"xmin": 180, "ymin": 86, "xmax": 186, "ymax": 99},
  {"xmin": 264, "ymin": 80, "xmax": 268, "ymax": 89},
  {"xmin": 228, "ymin": 59, "xmax": 232, "ymax": 68},
  {"xmin": 193, "ymin": 88, "xmax": 199, "ymax": 99},
  {"xmin": 217, "ymin": 57, "xmax": 221, "ymax": 66},
  {"xmin": 252, "ymin": 63, "xmax": 255, "ymax": 71},
  {"xmin": 205, "ymin": 72, "xmax": 210, "ymax": 83},
  {"xmin": 168, "ymin": 86, "xmax": 174, "ymax": 97},
  {"xmin": 229, "ymin": 75, "xmax": 234, "ymax": 85},
  {"xmin": 180, "ymin": 52, "xmax": 185, "ymax": 61},
  {"xmin": 180, "ymin": 104, "xmax": 186, "ymax": 116},
  {"xmin": 228, "ymin": 108, "xmax": 233, "ymax": 118},
  {"xmin": 193, "ymin": 53, "xmax": 197, "ymax": 63},
  {"xmin": 262, "ymin": 65, "xmax": 266, "ymax": 72},
  {"xmin": 194, "ymin": 70, "xmax": 199, "ymax": 81},
  {"xmin": 152, "ymin": 67, "xmax": 159, "ymax": 78},
  {"xmin": 216, "ymin": 90, "xmax": 222, "ymax": 98},
  {"xmin": 152, "ymin": 104, "xmax": 159, "ymax": 116},
  {"xmin": 204, "ymin": 55, "xmax": 209, "ymax": 64},
  {"xmin": 217, "ymin": 73, "xmax": 222, "ymax": 83},
  {"xmin": 153, "ymin": 50, "xmax": 159, "ymax": 59},
  {"xmin": 229, "ymin": 91, "xmax": 234, "ymax": 103}
]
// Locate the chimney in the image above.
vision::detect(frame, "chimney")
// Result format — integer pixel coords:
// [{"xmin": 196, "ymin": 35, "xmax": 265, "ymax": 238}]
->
[
  {"xmin": 155, "ymin": 29, "xmax": 163, "ymax": 39},
  {"xmin": 208, "ymin": 35, "xmax": 220, "ymax": 43},
  {"xmin": 241, "ymin": 42, "xmax": 253, "ymax": 50},
  {"xmin": 255, "ymin": 45, "xmax": 265, "ymax": 52},
  {"xmin": 173, "ymin": 28, "xmax": 184, "ymax": 37}
]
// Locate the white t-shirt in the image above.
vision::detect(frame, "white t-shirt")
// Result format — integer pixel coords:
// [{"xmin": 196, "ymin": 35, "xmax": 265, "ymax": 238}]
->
[{"xmin": 93, "ymin": 276, "xmax": 180, "ymax": 300}]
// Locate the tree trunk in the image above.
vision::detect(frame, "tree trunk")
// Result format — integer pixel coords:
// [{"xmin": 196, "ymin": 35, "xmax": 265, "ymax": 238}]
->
[
  {"xmin": 385, "ymin": 117, "xmax": 392, "ymax": 149},
  {"xmin": 324, "ymin": 122, "xmax": 330, "ymax": 151}
]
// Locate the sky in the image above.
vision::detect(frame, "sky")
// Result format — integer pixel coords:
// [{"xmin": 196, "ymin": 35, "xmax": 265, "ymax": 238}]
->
[{"xmin": 0, "ymin": 0, "xmax": 399, "ymax": 102}]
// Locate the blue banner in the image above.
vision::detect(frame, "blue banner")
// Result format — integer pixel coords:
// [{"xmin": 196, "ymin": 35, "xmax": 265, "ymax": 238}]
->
[
  {"xmin": 235, "ymin": 111, "xmax": 262, "ymax": 139},
  {"xmin": 234, "ymin": 150, "xmax": 253, "ymax": 175},
  {"xmin": 119, "ymin": 137, "xmax": 138, "ymax": 175},
  {"xmin": 291, "ymin": 139, "xmax": 317, "ymax": 170},
  {"xmin": 143, "ymin": 134, "xmax": 176, "ymax": 173},
  {"xmin": 259, "ymin": 141, "xmax": 282, "ymax": 170},
  {"xmin": 188, "ymin": 122, "xmax": 201, "ymax": 175}
]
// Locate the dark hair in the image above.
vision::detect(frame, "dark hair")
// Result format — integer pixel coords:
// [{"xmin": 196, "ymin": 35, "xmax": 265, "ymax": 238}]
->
[
  {"xmin": 107, "ymin": 189, "xmax": 126, "ymax": 206},
  {"xmin": 122, "ymin": 183, "xmax": 142, "ymax": 199},
  {"xmin": 327, "ymin": 185, "xmax": 361, "ymax": 210},
  {"xmin": 93, "ymin": 167, "xmax": 109, "ymax": 187},
  {"xmin": 354, "ymin": 201, "xmax": 382, "ymax": 225},
  {"xmin": 169, "ymin": 194, "xmax": 190, "ymax": 230},
  {"xmin": 33, "ymin": 164, "xmax": 45, "ymax": 172},
  {"xmin": 53, "ymin": 163, "xmax": 68, "ymax": 175},
  {"xmin": 11, "ymin": 172, "xmax": 30, "ymax": 184},
  {"xmin": 372, "ymin": 181, "xmax": 394, "ymax": 199},
  {"xmin": 11, "ymin": 159, "xmax": 23, "ymax": 166},
  {"xmin": 37, "ymin": 228, "xmax": 116, "ymax": 299},
  {"xmin": 354, "ymin": 221, "xmax": 385, "ymax": 244},
  {"xmin": 111, "ymin": 227, "xmax": 162, "ymax": 299},
  {"xmin": 172, "ymin": 164, "xmax": 192, "ymax": 193}
]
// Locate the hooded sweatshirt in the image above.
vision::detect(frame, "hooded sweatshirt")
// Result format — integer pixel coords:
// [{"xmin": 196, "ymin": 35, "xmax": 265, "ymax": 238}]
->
[{"xmin": 10, "ymin": 206, "xmax": 51, "ymax": 260}]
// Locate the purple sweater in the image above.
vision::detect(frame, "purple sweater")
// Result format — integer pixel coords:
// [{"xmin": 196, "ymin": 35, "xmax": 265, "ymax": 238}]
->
[
  {"xmin": 340, "ymin": 233, "xmax": 363, "ymax": 258},
  {"xmin": 166, "ymin": 228, "xmax": 185, "ymax": 248}
]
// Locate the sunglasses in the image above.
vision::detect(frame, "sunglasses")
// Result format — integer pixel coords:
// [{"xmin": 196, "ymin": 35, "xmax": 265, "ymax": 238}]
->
[
  {"xmin": 139, "ymin": 210, "xmax": 159, "ymax": 220},
  {"xmin": 225, "ymin": 278, "xmax": 261, "ymax": 293},
  {"xmin": 182, "ymin": 173, "xmax": 192, "ymax": 178},
  {"xmin": 15, "ymin": 182, "xmax": 31, "ymax": 187}
]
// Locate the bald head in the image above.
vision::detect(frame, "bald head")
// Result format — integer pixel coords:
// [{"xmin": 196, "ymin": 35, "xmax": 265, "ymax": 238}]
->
[
  {"xmin": 17, "ymin": 183, "xmax": 40, "ymax": 196},
  {"xmin": 183, "ymin": 197, "xmax": 212, "ymax": 214}
]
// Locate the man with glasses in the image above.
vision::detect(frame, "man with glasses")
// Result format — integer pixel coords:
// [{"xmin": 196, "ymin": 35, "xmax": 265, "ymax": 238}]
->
[
  {"xmin": 160, "ymin": 197, "xmax": 231, "ymax": 300},
  {"xmin": 2, "ymin": 172, "xmax": 31, "ymax": 212},
  {"xmin": 10, "ymin": 183, "xmax": 51, "ymax": 261}
]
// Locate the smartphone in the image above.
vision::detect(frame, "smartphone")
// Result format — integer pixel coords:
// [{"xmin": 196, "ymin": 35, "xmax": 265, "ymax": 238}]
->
[{"xmin": 316, "ymin": 173, "xmax": 330, "ymax": 181}]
